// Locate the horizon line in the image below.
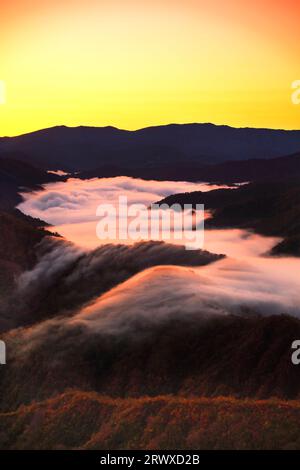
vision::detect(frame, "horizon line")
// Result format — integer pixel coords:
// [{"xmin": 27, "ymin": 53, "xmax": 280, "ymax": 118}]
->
[{"xmin": 1, "ymin": 121, "xmax": 300, "ymax": 139}]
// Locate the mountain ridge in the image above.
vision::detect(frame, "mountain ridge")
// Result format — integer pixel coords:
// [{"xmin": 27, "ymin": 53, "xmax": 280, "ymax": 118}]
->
[
  {"xmin": 3, "ymin": 121, "xmax": 300, "ymax": 139},
  {"xmin": 2, "ymin": 123, "xmax": 300, "ymax": 171}
]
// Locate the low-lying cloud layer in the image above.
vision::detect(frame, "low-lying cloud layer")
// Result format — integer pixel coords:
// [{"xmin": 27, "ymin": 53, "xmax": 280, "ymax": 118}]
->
[
  {"xmin": 18, "ymin": 176, "xmax": 229, "ymax": 248},
  {"xmin": 69, "ymin": 255, "xmax": 300, "ymax": 335},
  {"xmin": 10, "ymin": 251, "xmax": 300, "ymax": 354},
  {"xmin": 2, "ymin": 238, "xmax": 221, "ymax": 330}
]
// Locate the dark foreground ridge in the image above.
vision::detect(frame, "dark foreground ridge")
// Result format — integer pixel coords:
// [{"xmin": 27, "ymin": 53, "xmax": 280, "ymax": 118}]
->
[
  {"xmin": 1, "ymin": 391, "xmax": 300, "ymax": 450},
  {"xmin": 1, "ymin": 314, "xmax": 300, "ymax": 414}
]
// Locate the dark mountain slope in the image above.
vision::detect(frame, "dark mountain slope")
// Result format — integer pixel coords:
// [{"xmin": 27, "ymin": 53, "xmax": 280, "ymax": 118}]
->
[
  {"xmin": 1, "ymin": 314, "xmax": 300, "ymax": 413},
  {"xmin": 0, "ymin": 158, "xmax": 61, "ymax": 304},
  {"xmin": 0, "ymin": 211, "xmax": 56, "ymax": 310},
  {"xmin": 190, "ymin": 152, "xmax": 300, "ymax": 183},
  {"xmin": 0, "ymin": 157, "xmax": 61, "ymax": 210},
  {"xmin": 156, "ymin": 180, "xmax": 300, "ymax": 256},
  {"xmin": 79, "ymin": 151, "xmax": 300, "ymax": 183},
  {"xmin": 0, "ymin": 156, "xmax": 58, "ymax": 185},
  {"xmin": 0, "ymin": 211, "xmax": 53, "ymax": 271}
]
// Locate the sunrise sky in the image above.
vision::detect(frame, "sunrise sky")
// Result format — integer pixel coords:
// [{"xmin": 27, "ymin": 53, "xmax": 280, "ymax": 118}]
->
[{"xmin": 1, "ymin": 0, "xmax": 300, "ymax": 136}]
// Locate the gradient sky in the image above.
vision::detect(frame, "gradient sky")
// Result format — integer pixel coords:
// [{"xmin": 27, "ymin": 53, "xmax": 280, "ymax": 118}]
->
[{"xmin": 1, "ymin": 0, "xmax": 300, "ymax": 136}]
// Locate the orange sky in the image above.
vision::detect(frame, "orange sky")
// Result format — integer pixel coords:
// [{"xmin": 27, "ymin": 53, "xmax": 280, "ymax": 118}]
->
[{"xmin": 1, "ymin": 0, "xmax": 300, "ymax": 136}]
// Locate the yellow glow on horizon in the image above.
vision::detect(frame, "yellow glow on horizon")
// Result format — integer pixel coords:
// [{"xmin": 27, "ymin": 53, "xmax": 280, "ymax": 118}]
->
[{"xmin": 1, "ymin": 0, "xmax": 300, "ymax": 136}]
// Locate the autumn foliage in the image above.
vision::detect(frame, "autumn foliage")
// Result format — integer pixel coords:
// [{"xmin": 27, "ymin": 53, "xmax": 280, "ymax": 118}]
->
[{"xmin": 1, "ymin": 391, "xmax": 300, "ymax": 450}]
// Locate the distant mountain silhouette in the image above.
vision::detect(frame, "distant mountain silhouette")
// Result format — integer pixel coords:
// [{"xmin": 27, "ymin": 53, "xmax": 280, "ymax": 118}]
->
[
  {"xmin": 187, "ymin": 152, "xmax": 300, "ymax": 183},
  {"xmin": 1, "ymin": 123, "xmax": 300, "ymax": 171},
  {"xmin": 80, "ymin": 152, "xmax": 300, "ymax": 183}
]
